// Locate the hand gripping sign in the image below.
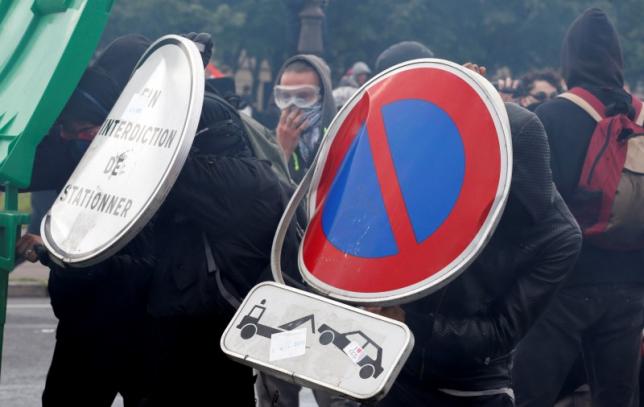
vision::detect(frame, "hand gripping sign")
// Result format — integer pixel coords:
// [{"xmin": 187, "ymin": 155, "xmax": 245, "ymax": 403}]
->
[
  {"xmin": 42, "ymin": 36, "xmax": 204, "ymax": 266},
  {"xmin": 271, "ymin": 59, "xmax": 512, "ymax": 305}
]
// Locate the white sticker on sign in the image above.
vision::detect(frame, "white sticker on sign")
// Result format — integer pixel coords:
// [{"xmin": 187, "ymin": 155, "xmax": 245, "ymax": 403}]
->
[
  {"xmin": 343, "ymin": 341, "xmax": 367, "ymax": 364},
  {"xmin": 269, "ymin": 328, "xmax": 307, "ymax": 362}
]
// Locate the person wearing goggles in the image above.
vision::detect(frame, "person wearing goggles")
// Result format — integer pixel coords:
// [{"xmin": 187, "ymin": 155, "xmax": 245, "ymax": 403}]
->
[
  {"xmin": 257, "ymin": 55, "xmax": 344, "ymax": 407},
  {"xmin": 274, "ymin": 84, "xmax": 320, "ymax": 110},
  {"xmin": 273, "ymin": 55, "xmax": 336, "ymax": 183}
]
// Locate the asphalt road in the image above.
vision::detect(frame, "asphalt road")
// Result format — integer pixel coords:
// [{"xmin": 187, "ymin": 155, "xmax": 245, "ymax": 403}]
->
[
  {"xmin": 0, "ymin": 298, "xmax": 317, "ymax": 407},
  {"xmin": 0, "ymin": 298, "xmax": 56, "ymax": 407},
  {"xmin": 0, "ymin": 298, "xmax": 125, "ymax": 407}
]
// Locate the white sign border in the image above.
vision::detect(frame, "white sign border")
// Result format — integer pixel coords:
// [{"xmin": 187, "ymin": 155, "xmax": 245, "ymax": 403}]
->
[
  {"xmin": 220, "ymin": 281, "xmax": 415, "ymax": 401},
  {"xmin": 298, "ymin": 59, "xmax": 513, "ymax": 305},
  {"xmin": 41, "ymin": 35, "xmax": 205, "ymax": 266}
]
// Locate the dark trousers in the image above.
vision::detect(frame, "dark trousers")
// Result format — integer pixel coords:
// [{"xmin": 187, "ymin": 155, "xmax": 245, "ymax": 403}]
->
[
  {"xmin": 42, "ymin": 328, "xmax": 152, "ymax": 407},
  {"xmin": 513, "ymin": 284, "xmax": 644, "ymax": 407},
  {"xmin": 376, "ymin": 380, "xmax": 514, "ymax": 406},
  {"xmin": 144, "ymin": 317, "xmax": 256, "ymax": 407},
  {"xmin": 255, "ymin": 373, "xmax": 361, "ymax": 406}
]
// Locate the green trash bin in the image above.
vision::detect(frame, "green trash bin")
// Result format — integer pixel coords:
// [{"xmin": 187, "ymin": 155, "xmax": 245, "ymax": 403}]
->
[{"xmin": 0, "ymin": 0, "xmax": 114, "ymax": 376}]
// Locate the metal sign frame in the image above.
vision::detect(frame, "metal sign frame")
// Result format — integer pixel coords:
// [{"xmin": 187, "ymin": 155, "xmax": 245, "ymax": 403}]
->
[
  {"xmin": 41, "ymin": 35, "xmax": 204, "ymax": 266},
  {"xmin": 221, "ymin": 282, "xmax": 414, "ymax": 401},
  {"xmin": 272, "ymin": 59, "xmax": 512, "ymax": 306}
]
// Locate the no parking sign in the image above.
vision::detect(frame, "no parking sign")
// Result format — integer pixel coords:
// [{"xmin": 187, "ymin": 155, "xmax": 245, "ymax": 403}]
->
[
  {"xmin": 273, "ymin": 59, "xmax": 512, "ymax": 305},
  {"xmin": 228, "ymin": 59, "xmax": 509, "ymax": 400}
]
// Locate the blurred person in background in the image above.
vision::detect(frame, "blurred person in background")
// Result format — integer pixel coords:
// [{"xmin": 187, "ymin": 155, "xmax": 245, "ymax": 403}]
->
[
  {"xmin": 274, "ymin": 55, "xmax": 336, "ymax": 183},
  {"xmin": 516, "ymin": 68, "xmax": 565, "ymax": 111},
  {"xmin": 332, "ymin": 61, "xmax": 373, "ymax": 110},
  {"xmin": 513, "ymin": 9, "xmax": 644, "ymax": 407}
]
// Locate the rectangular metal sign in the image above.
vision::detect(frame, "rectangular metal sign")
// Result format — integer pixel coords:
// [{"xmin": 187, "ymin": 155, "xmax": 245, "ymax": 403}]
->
[{"xmin": 220, "ymin": 282, "xmax": 414, "ymax": 401}]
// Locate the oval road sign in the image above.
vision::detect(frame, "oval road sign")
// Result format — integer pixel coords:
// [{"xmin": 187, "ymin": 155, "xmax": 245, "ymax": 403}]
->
[
  {"xmin": 42, "ymin": 35, "xmax": 204, "ymax": 266},
  {"xmin": 221, "ymin": 282, "xmax": 414, "ymax": 401},
  {"xmin": 299, "ymin": 59, "xmax": 512, "ymax": 304}
]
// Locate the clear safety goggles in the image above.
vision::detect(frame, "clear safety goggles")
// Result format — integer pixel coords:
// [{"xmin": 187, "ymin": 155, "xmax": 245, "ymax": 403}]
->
[{"xmin": 274, "ymin": 85, "xmax": 320, "ymax": 109}]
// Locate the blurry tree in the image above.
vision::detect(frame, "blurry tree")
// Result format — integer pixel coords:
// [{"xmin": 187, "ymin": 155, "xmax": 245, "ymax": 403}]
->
[
  {"xmin": 611, "ymin": 0, "xmax": 644, "ymax": 84},
  {"xmin": 100, "ymin": 0, "xmax": 644, "ymax": 98},
  {"xmin": 100, "ymin": 0, "xmax": 292, "ymax": 96},
  {"xmin": 326, "ymin": 0, "xmax": 644, "ymax": 83}
]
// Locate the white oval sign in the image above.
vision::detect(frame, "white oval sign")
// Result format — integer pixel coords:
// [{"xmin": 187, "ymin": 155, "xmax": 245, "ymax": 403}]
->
[{"xmin": 42, "ymin": 35, "xmax": 204, "ymax": 266}]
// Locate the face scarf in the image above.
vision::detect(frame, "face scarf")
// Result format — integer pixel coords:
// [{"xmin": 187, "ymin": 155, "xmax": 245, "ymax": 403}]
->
[
  {"xmin": 298, "ymin": 103, "xmax": 322, "ymax": 163},
  {"xmin": 69, "ymin": 139, "xmax": 92, "ymax": 162}
]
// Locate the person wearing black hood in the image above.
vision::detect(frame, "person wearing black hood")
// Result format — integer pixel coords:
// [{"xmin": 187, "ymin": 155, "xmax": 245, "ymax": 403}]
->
[
  {"xmin": 19, "ymin": 34, "xmax": 157, "ymax": 407},
  {"xmin": 512, "ymin": 9, "xmax": 644, "ymax": 407},
  {"xmin": 18, "ymin": 34, "xmax": 153, "ymax": 261},
  {"xmin": 140, "ymin": 40, "xmax": 303, "ymax": 407},
  {"xmin": 367, "ymin": 41, "xmax": 582, "ymax": 406}
]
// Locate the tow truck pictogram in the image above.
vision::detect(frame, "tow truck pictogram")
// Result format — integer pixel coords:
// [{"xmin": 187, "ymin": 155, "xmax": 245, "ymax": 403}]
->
[
  {"xmin": 236, "ymin": 299, "xmax": 316, "ymax": 339},
  {"xmin": 236, "ymin": 300, "xmax": 385, "ymax": 380}
]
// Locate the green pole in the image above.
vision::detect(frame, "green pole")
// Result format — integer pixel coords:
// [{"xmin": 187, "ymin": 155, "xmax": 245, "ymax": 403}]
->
[{"xmin": 0, "ymin": 185, "xmax": 29, "ymax": 379}]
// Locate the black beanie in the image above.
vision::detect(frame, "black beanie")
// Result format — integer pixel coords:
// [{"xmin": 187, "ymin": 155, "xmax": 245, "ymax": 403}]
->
[
  {"xmin": 375, "ymin": 41, "xmax": 434, "ymax": 73},
  {"xmin": 93, "ymin": 34, "xmax": 152, "ymax": 90},
  {"xmin": 59, "ymin": 66, "xmax": 118, "ymax": 124},
  {"xmin": 59, "ymin": 34, "xmax": 152, "ymax": 125}
]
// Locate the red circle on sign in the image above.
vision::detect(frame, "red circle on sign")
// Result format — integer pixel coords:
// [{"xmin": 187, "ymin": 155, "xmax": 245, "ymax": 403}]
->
[{"xmin": 301, "ymin": 64, "xmax": 505, "ymax": 295}]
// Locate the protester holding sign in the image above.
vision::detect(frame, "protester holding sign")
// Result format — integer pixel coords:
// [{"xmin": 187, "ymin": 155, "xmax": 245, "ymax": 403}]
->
[
  {"xmin": 18, "ymin": 34, "xmax": 157, "ymax": 407},
  {"xmin": 368, "ymin": 42, "xmax": 582, "ymax": 406},
  {"xmin": 127, "ymin": 41, "xmax": 301, "ymax": 405}
]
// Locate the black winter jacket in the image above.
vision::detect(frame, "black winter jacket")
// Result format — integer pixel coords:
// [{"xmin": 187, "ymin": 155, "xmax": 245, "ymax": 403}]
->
[
  {"xmin": 47, "ymin": 230, "xmax": 155, "ymax": 342},
  {"xmin": 147, "ymin": 154, "xmax": 297, "ymax": 320},
  {"xmin": 397, "ymin": 103, "xmax": 582, "ymax": 391},
  {"xmin": 145, "ymin": 89, "xmax": 300, "ymax": 319}
]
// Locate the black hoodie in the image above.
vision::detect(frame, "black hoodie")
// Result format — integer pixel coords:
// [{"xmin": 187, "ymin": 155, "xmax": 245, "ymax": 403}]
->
[
  {"xmin": 378, "ymin": 104, "xmax": 581, "ymax": 395},
  {"xmin": 30, "ymin": 35, "xmax": 152, "ymax": 191},
  {"xmin": 536, "ymin": 8, "xmax": 644, "ymax": 285},
  {"xmin": 561, "ymin": 8, "xmax": 624, "ymax": 90}
]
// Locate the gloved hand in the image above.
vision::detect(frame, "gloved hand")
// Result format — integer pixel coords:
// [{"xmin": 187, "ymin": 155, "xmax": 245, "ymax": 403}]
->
[
  {"xmin": 35, "ymin": 244, "xmax": 52, "ymax": 267},
  {"xmin": 181, "ymin": 32, "xmax": 213, "ymax": 68}
]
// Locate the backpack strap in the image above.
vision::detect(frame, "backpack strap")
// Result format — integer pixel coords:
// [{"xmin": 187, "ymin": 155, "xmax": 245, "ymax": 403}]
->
[
  {"xmin": 202, "ymin": 233, "xmax": 242, "ymax": 309},
  {"xmin": 558, "ymin": 87, "xmax": 606, "ymax": 122},
  {"xmin": 632, "ymin": 95, "xmax": 644, "ymax": 127}
]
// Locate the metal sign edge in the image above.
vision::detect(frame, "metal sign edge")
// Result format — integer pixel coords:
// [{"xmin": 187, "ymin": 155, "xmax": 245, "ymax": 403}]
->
[
  {"xmin": 219, "ymin": 281, "xmax": 415, "ymax": 400},
  {"xmin": 41, "ymin": 35, "xmax": 205, "ymax": 267},
  {"xmin": 298, "ymin": 58, "xmax": 513, "ymax": 305}
]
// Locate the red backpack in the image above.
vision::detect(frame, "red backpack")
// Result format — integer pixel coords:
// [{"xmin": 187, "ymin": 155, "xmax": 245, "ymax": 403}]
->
[{"xmin": 558, "ymin": 87, "xmax": 644, "ymax": 250}]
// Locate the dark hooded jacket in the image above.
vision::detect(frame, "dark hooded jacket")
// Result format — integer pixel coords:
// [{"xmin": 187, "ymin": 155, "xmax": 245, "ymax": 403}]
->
[
  {"xmin": 147, "ymin": 91, "xmax": 299, "ymax": 320},
  {"xmin": 275, "ymin": 54, "xmax": 336, "ymax": 183},
  {"xmin": 392, "ymin": 103, "xmax": 581, "ymax": 392},
  {"xmin": 42, "ymin": 35, "xmax": 153, "ymax": 338},
  {"xmin": 29, "ymin": 34, "xmax": 152, "ymax": 191},
  {"xmin": 535, "ymin": 8, "xmax": 644, "ymax": 285}
]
